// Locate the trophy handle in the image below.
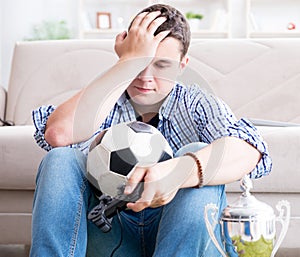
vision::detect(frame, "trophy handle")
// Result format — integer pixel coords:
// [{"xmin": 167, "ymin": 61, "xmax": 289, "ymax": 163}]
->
[
  {"xmin": 271, "ymin": 200, "xmax": 291, "ymax": 257},
  {"xmin": 204, "ymin": 203, "xmax": 227, "ymax": 257}
]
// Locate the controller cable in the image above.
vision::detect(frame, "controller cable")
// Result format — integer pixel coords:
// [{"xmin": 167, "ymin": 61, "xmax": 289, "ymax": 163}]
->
[
  {"xmin": 89, "ymin": 182, "xmax": 146, "ymax": 256},
  {"xmin": 109, "ymin": 209, "xmax": 124, "ymax": 257}
]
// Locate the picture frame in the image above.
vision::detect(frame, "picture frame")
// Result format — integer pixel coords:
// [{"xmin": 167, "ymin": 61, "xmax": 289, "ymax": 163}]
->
[{"xmin": 96, "ymin": 12, "xmax": 111, "ymax": 29}]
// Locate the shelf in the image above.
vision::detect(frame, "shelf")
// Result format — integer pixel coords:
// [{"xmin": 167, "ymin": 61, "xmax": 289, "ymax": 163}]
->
[
  {"xmin": 191, "ymin": 31, "xmax": 228, "ymax": 39},
  {"xmin": 81, "ymin": 29, "xmax": 229, "ymax": 39},
  {"xmin": 79, "ymin": 0, "xmax": 300, "ymax": 39},
  {"xmin": 247, "ymin": 0, "xmax": 300, "ymax": 37},
  {"xmin": 79, "ymin": 0, "xmax": 231, "ymax": 39},
  {"xmin": 80, "ymin": 0, "xmax": 147, "ymax": 32},
  {"xmin": 83, "ymin": 29, "xmax": 121, "ymax": 34},
  {"xmin": 249, "ymin": 31, "xmax": 300, "ymax": 38},
  {"xmin": 158, "ymin": 0, "xmax": 230, "ymax": 31},
  {"xmin": 81, "ymin": 29, "xmax": 121, "ymax": 39}
]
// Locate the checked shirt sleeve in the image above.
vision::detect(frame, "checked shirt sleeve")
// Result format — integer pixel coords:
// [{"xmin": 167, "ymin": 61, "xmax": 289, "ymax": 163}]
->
[
  {"xmin": 32, "ymin": 105, "xmax": 106, "ymax": 155},
  {"xmin": 194, "ymin": 90, "xmax": 272, "ymax": 179},
  {"xmin": 32, "ymin": 105, "xmax": 56, "ymax": 151}
]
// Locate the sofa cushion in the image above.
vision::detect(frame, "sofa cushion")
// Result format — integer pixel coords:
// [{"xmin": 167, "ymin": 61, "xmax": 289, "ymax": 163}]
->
[
  {"xmin": 1, "ymin": 124, "xmax": 299, "ymax": 193},
  {"xmin": 0, "ymin": 126, "xmax": 45, "ymax": 190},
  {"xmin": 186, "ymin": 39, "xmax": 300, "ymax": 123},
  {"xmin": 6, "ymin": 40, "xmax": 118, "ymax": 125}
]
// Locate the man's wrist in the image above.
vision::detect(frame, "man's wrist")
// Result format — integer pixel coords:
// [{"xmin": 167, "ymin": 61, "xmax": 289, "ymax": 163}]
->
[
  {"xmin": 179, "ymin": 155, "xmax": 203, "ymax": 189},
  {"xmin": 184, "ymin": 152, "xmax": 204, "ymax": 188}
]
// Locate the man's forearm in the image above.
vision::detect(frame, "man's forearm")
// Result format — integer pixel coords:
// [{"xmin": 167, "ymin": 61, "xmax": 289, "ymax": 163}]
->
[
  {"xmin": 45, "ymin": 58, "xmax": 149, "ymax": 146},
  {"xmin": 181, "ymin": 137, "xmax": 262, "ymax": 188}
]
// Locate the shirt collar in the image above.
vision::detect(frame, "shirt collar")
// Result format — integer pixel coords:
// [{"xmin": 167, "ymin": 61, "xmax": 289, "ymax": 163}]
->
[{"xmin": 116, "ymin": 91, "xmax": 130, "ymax": 107}]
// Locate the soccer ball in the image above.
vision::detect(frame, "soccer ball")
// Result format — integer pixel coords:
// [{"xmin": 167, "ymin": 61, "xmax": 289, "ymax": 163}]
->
[{"xmin": 87, "ymin": 121, "xmax": 173, "ymax": 197}]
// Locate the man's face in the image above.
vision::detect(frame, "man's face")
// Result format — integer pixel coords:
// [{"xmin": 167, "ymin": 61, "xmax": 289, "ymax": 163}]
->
[{"xmin": 126, "ymin": 37, "xmax": 188, "ymax": 107}]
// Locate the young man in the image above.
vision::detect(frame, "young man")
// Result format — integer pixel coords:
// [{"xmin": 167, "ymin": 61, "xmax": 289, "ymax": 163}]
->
[{"xmin": 30, "ymin": 4, "xmax": 271, "ymax": 257}]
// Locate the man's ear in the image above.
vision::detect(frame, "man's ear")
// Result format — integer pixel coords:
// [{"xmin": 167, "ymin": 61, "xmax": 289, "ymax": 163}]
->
[{"xmin": 179, "ymin": 56, "xmax": 189, "ymax": 73}]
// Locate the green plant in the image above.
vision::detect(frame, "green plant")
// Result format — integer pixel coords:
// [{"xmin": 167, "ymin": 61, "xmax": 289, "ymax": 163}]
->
[
  {"xmin": 185, "ymin": 12, "xmax": 204, "ymax": 20},
  {"xmin": 25, "ymin": 20, "xmax": 71, "ymax": 41}
]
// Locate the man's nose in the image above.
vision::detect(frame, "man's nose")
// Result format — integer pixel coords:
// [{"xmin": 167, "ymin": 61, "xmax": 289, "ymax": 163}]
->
[{"xmin": 138, "ymin": 66, "xmax": 154, "ymax": 82}]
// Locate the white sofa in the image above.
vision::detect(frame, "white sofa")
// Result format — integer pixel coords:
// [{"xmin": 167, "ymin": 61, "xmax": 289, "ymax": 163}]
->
[{"xmin": 0, "ymin": 39, "xmax": 299, "ymax": 255}]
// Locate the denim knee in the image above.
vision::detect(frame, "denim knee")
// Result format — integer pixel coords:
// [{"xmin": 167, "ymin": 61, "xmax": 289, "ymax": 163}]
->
[
  {"xmin": 35, "ymin": 147, "xmax": 88, "ymax": 201},
  {"xmin": 37, "ymin": 147, "xmax": 87, "ymax": 180},
  {"xmin": 153, "ymin": 186, "xmax": 226, "ymax": 257}
]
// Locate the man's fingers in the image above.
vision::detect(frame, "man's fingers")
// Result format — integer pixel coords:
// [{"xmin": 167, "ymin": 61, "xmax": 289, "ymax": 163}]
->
[
  {"xmin": 125, "ymin": 166, "xmax": 146, "ymax": 194},
  {"xmin": 114, "ymin": 31, "xmax": 127, "ymax": 49},
  {"xmin": 130, "ymin": 11, "xmax": 149, "ymax": 30},
  {"xmin": 139, "ymin": 11, "xmax": 162, "ymax": 31},
  {"xmin": 127, "ymin": 185, "xmax": 178, "ymax": 212},
  {"xmin": 138, "ymin": 179, "xmax": 156, "ymax": 202},
  {"xmin": 148, "ymin": 16, "xmax": 167, "ymax": 35},
  {"xmin": 115, "ymin": 31, "xmax": 127, "ymax": 42},
  {"xmin": 127, "ymin": 181, "xmax": 156, "ymax": 212},
  {"xmin": 154, "ymin": 30, "xmax": 171, "ymax": 43}
]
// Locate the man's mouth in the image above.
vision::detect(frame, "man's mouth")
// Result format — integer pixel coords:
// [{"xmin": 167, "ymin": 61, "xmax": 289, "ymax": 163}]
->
[{"xmin": 135, "ymin": 87, "xmax": 154, "ymax": 93}]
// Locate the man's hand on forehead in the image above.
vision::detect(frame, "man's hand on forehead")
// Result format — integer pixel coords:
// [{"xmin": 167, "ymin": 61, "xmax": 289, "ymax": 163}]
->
[{"xmin": 114, "ymin": 11, "xmax": 170, "ymax": 62}]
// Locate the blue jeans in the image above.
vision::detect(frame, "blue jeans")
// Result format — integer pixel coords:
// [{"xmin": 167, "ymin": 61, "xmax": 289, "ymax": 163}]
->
[{"xmin": 30, "ymin": 143, "xmax": 227, "ymax": 257}]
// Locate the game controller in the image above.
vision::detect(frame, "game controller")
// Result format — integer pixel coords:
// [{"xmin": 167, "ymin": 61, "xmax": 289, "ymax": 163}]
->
[{"xmin": 88, "ymin": 182, "xmax": 144, "ymax": 232}]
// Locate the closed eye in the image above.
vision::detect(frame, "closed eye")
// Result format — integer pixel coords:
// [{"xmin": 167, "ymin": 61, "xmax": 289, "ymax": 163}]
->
[{"xmin": 153, "ymin": 59, "xmax": 173, "ymax": 69}]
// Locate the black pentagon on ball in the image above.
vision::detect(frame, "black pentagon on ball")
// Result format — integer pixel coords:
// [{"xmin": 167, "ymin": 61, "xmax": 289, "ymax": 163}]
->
[{"xmin": 110, "ymin": 148, "xmax": 138, "ymax": 176}]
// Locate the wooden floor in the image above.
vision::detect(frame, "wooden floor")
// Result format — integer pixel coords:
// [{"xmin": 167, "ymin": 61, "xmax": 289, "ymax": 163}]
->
[{"xmin": 0, "ymin": 245, "xmax": 299, "ymax": 257}]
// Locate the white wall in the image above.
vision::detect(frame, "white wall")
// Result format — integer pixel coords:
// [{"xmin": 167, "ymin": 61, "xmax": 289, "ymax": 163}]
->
[
  {"xmin": 229, "ymin": 0, "xmax": 248, "ymax": 38},
  {"xmin": 0, "ymin": 0, "xmax": 78, "ymax": 89}
]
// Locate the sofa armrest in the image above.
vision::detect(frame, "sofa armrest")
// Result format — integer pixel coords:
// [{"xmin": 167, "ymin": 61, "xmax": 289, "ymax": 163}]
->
[
  {"xmin": 227, "ymin": 126, "xmax": 300, "ymax": 193},
  {"xmin": 0, "ymin": 85, "xmax": 7, "ymax": 122},
  {"xmin": 0, "ymin": 125, "xmax": 46, "ymax": 190}
]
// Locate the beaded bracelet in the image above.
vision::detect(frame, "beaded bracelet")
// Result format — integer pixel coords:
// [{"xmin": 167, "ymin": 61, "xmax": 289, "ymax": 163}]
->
[{"xmin": 184, "ymin": 152, "xmax": 203, "ymax": 188}]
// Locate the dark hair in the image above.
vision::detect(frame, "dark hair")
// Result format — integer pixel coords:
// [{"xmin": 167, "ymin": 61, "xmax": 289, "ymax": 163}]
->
[{"xmin": 129, "ymin": 4, "xmax": 191, "ymax": 59}]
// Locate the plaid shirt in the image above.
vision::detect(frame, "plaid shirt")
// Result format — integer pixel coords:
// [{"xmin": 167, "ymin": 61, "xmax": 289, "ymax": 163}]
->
[{"xmin": 32, "ymin": 83, "xmax": 272, "ymax": 179}]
